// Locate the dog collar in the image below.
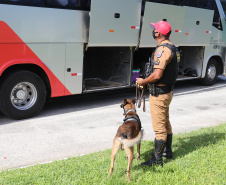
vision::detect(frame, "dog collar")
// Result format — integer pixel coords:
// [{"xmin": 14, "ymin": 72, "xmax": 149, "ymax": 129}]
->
[{"xmin": 125, "ymin": 109, "xmax": 136, "ymax": 116}]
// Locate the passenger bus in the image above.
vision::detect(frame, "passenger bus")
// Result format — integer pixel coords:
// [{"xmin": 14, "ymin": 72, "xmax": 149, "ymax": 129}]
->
[{"xmin": 0, "ymin": 0, "xmax": 225, "ymax": 119}]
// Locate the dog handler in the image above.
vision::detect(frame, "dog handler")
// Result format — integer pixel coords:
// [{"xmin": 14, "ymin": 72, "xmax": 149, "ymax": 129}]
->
[{"xmin": 136, "ymin": 21, "xmax": 179, "ymax": 167}]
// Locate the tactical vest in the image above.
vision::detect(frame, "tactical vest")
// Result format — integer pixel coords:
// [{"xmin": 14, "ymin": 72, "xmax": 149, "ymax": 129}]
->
[{"xmin": 145, "ymin": 43, "xmax": 179, "ymax": 85}]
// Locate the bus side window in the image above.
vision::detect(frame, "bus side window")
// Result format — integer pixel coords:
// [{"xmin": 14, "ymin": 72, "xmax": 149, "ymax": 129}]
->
[
  {"xmin": 45, "ymin": 0, "xmax": 90, "ymax": 10},
  {"xmin": 83, "ymin": 0, "xmax": 91, "ymax": 11},
  {"xmin": 212, "ymin": 4, "xmax": 223, "ymax": 30},
  {"xmin": 45, "ymin": 0, "xmax": 68, "ymax": 8},
  {"xmin": 220, "ymin": 0, "xmax": 226, "ymax": 16},
  {"xmin": 183, "ymin": 0, "xmax": 196, "ymax": 8},
  {"xmin": 183, "ymin": 0, "xmax": 189, "ymax": 6},
  {"xmin": 73, "ymin": 0, "xmax": 90, "ymax": 11},
  {"xmin": 168, "ymin": 0, "xmax": 183, "ymax": 6},
  {"xmin": 183, "ymin": 0, "xmax": 213, "ymax": 8},
  {"xmin": 56, "ymin": 0, "xmax": 68, "ymax": 6},
  {"xmin": 0, "ymin": 0, "xmax": 43, "ymax": 6},
  {"xmin": 146, "ymin": 0, "xmax": 181, "ymax": 6}
]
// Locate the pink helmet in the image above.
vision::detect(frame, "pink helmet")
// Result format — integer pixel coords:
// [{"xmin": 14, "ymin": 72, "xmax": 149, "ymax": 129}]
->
[{"xmin": 150, "ymin": 21, "xmax": 171, "ymax": 36}]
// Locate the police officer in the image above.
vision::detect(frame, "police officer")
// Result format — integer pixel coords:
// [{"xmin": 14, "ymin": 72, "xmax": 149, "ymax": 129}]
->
[{"xmin": 136, "ymin": 21, "xmax": 179, "ymax": 167}]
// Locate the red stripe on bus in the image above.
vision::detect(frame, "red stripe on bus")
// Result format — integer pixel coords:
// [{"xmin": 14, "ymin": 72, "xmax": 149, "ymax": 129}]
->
[{"xmin": 0, "ymin": 21, "xmax": 71, "ymax": 97}]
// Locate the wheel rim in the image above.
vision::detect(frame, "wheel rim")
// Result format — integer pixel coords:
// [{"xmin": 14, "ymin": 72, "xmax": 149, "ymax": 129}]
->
[
  {"xmin": 10, "ymin": 82, "xmax": 37, "ymax": 110},
  {"xmin": 207, "ymin": 64, "xmax": 216, "ymax": 81}
]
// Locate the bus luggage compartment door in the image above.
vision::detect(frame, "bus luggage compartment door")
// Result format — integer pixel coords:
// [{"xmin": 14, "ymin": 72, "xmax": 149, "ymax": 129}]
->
[
  {"xmin": 181, "ymin": 6, "xmax": 214, "ymax": 46},
  {"xmin": 139, "ymin": 2, "xmax": 184, "ymax": 47},
  {"xmin": 88, "ymin": 0, "xmax": 141, "ymax": 46},
  {"xmin": 139, "ymin": 2, "xmax": 214, "ymax": 47}
]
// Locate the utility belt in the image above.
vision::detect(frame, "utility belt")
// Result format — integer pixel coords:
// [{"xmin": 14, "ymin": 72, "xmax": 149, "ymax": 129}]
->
[{"xmin": 149, "ymin": 84, "xmax": 173, "ymax": 97}]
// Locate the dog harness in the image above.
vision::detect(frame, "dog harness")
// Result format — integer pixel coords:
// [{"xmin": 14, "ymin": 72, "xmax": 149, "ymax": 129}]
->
[{"xmin": 123, "ymin": 109, "xmax": 142, "ymax": 131}]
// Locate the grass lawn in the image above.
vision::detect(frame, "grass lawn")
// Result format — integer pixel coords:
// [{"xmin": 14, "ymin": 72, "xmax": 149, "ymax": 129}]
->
[{"xmin": 0, "ymin": 123, "xmax": 225, "ymax": 185}]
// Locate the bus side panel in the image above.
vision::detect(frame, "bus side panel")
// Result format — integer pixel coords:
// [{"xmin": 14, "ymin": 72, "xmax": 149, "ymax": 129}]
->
[
  {"xmin": 28, "ymin": 43, "xmax": 68, "ymax": 96},
  {"xmin": 0, "ymin": 21, "xmax": 70, "ymax": 97},
  {"xmin": 140, "ymin": 2, "xmax": 184, "ymax": 47},
  {"xmin": 0, "ymin": 5, "xmax": 88, "ymax": 96},
  {"xmin": 181, "ymin": 6, "xmax": 214, "ymax": 46},
  {"xmin": 65, "ymin": 43, "xmax": 84, "ymax": 95},
  {"xmin": 0, "ymin": 4, "xmax": 89, "ymax": 43},
  {"xmin": 88, "ymin": 0, "xmax": 141, "ymax": 46}
]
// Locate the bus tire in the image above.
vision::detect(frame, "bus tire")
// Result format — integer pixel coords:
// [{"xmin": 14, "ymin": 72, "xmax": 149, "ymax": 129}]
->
[
  {"xmin": 0, "ymin": 70, "xmax": 46, "ymax": 119},
  {"xmin": 201, "ymin": 58, "xmax": 218, "ymax": 86}
]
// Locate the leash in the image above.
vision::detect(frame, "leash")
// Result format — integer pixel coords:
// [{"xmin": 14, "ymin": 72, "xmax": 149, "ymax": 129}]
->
[{"xmin": 136, "ymin": 84, "xmax": 146, "ymax": 112}]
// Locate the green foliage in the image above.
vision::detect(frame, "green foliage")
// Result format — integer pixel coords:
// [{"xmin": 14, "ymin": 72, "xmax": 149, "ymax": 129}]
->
[{"xmin": 0, "ymin": 124, "xmax": 225, "ymax": 185}]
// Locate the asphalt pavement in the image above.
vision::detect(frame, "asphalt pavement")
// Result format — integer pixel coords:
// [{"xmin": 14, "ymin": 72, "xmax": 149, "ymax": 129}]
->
[{"xmin": 0, "ymin": 76, "xmax": 226, "ymax": 171}]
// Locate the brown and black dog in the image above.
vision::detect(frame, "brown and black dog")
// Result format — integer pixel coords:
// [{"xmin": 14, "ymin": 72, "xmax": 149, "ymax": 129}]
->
[{"xmin": 108, "ymin": 98, "xmax": 143, "ymax": 182}]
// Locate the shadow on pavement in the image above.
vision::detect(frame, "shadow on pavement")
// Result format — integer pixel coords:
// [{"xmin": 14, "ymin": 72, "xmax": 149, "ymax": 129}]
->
[{"xmin": 0, "ymin": 76, "xmax": 226, "ymax": 125}]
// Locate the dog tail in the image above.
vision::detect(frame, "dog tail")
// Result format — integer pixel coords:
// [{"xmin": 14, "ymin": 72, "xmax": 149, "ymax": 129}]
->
[{"xmin": 121, "ymin": 130, "xmax": 144, "ymax": 148}]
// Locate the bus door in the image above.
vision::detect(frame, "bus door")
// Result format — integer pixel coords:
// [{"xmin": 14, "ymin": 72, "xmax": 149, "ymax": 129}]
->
[
  {"xmin": 181, "ymin": 6, "xmax": 214, "ymax": 46},
  {"xmin": 88, "ymin": 0, "xmax": 142, "ymax": 46},
  {"xmin": 139, "ymin": 2, "xmax": 184, "ymax": 47}
]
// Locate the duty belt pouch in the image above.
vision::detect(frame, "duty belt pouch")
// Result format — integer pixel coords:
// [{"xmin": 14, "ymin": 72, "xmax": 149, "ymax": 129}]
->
[
  {"xmin": 149, "ymin": 84, "xmax": 159, "ymax": 97},
  {"xmin": 149, "ymin": 85, "xmax": 173, "ymax": 96}
]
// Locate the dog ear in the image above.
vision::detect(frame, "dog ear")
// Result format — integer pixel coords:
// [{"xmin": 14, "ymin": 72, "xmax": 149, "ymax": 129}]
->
[
  {"xmin": 132, "ymin": 98, "xmax": 136, "ymax": 104},
  {"xmin": 120, "ymin": 99, "xmax": 127, "ymax": 108}
]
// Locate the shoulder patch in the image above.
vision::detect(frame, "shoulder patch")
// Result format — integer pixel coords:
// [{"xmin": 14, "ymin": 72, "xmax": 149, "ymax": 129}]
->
[{"xmin": 156, "ymin": 49, "xmax": 164, "ymax": 58}]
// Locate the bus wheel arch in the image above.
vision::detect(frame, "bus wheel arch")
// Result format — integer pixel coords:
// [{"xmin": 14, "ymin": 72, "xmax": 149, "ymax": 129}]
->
[
  {"xmin": 201, "ymin": 56, "xmax": 222, "ymax": 86},
  {"xmin": 0, "ymin": 64, "xmax": 51, "ymax": 98},
  {"xmin": 0, "ymin": 65, "xmax": 51, "ymax": 119},
  {"xmin": 215, "ymin": 56, "xmax": 224, "ymax": 75}
]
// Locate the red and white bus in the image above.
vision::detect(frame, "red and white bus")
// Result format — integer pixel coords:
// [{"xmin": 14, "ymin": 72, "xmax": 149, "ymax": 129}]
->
[{"xmin": 0, "ymin": 0, "xmax": 225, "ymax": 119}]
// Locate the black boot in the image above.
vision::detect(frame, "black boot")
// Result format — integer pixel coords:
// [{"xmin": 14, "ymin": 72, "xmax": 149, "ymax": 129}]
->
[
  {"xmin": 163, "ymin": 134, "xmax": 173, "ymax": 159},
  {"xmin": 141, "ymin": 139, "xmax": 166, "ymax": 167}
]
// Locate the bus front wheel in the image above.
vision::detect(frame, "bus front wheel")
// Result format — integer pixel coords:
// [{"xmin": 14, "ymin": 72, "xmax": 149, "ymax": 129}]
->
[
  {"xmin": 0, "ymin": 70, "xmax": 47, "ymax": 119},
  {"xmin": 201, "ymin": 58, "xmax": 219, "ymax": 86}
]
